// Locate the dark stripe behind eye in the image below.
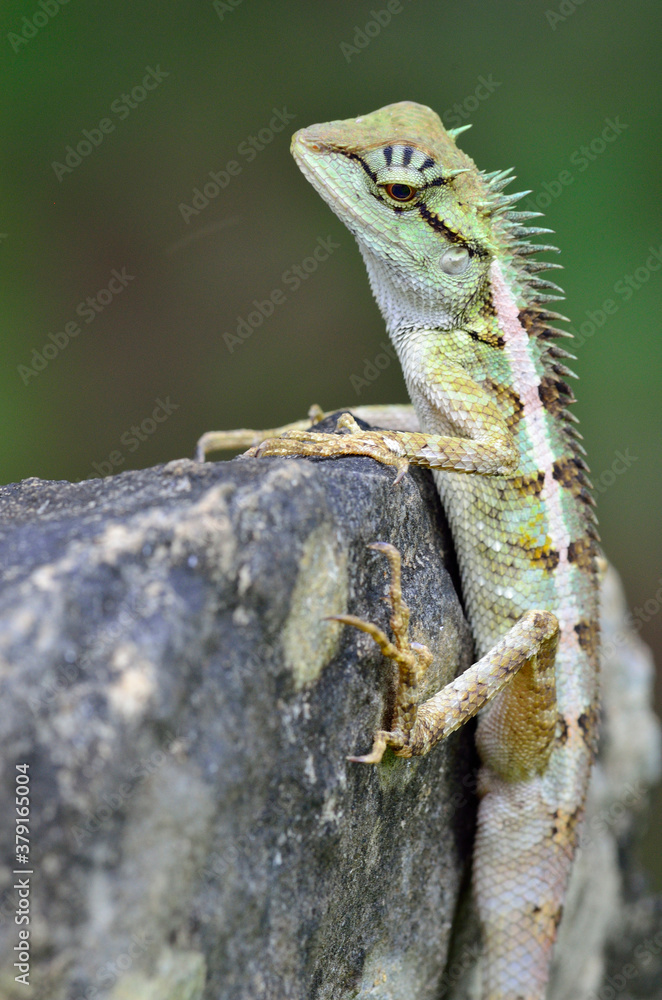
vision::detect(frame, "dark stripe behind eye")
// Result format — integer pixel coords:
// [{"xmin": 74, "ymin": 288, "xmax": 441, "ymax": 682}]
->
[
  {"xmin": 418, "ymin": 203, "xmax": 469, "ymax": 246},
  {"xmin": 402, "ymin": 146, "xmax": 413, "ymax": 166},
  {"xmin": 383, "ymin": 145, "xmax": 393, "ymax": 166}
]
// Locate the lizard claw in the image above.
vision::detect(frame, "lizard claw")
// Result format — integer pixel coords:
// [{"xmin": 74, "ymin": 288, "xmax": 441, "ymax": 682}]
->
[
  {"xmin": 347, "ymin": 731, "xmax": 390, "ymax": 764},
  {"xmin": 392, "ymin": 460, "xmax": 409, "ymax": 485}
]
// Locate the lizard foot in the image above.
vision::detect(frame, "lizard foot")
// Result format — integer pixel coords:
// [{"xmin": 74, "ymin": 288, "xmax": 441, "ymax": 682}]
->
[
  {"xmin": 327, "ymin": 542, "xmax": 433, "ymax": 763},
  {"xmin": 194, "ymin": 405, "xmax": 326, "ymax": 462},
  {"xmin": 245, "ymin": 414, "xmax": 409, "ymax": 481}
]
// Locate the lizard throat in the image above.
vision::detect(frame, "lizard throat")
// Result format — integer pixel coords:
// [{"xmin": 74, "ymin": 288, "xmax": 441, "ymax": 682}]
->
[{"xmin": 358, "ymin": 244, "xmax": 472, "ymax": 332}]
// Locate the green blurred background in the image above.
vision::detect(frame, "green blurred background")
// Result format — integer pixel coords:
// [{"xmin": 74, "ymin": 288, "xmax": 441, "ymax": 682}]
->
[{"xmin": 2, "ymin": 1, "xmax": 661, "ymax": 876}]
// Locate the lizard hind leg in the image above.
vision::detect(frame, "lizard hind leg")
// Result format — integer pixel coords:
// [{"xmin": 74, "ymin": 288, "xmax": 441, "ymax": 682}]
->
[
  {"xmin": 328, "ymin": 542, "xmax": 434, "ymax": 764},
  {"xmin": 334, "ymin": 544, "xmax": 560, "ymax": 772}
]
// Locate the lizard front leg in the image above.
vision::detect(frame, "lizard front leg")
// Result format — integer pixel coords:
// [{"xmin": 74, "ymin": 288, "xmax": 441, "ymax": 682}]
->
[
  {"xmin": 242, "ymin": 360, "xmax": 519, "ymax": 478},
  {"xmin": 195, "ymin": 404, "xmax": 420, "ymax": 461}
]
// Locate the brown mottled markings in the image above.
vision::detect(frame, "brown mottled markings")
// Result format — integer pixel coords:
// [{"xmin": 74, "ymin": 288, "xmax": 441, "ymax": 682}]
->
[
  {"xmin": 567, "ymin": 537, "xmax": 596, "ymax": 574},
  {"xmin": 529, "ymin": 541, "xmax": 560, "ymax": 573},
  {"xmin": 468, "ymin": 328, "xmax": 505, "ymax": 349},
  {"xmin": 495, "ymin": 470, "xmax": 546, "ymax": 503},
  {"xmin": 515, "ymin": 470, "xmax": 545, "ymax": 497},
  {"xmin": 531, "ymin": 899, "xmax": 564, "ymax": 933},
  {"xmin": 519, "ymin": 308, "xmax": 548, "ymax": 339},
  {"xmin": 519, "ymin": 308, "xmax": 571, "ymax": 353},
  {"xmin": 480, "ymin": 292, "xmax": 497, "ymax": 319},
  {"xmin": 485, "ymin": 379, "xmax": 524, "ymax": 432},
  {"xmin": 574, "ymin": 619, "xmax": 599, "ymax": 660},
  {"xmin": 556, "ymin": 714, "xmax": 569, "ymax": 745},
  {"xmin": 538, "ymin": 375, "xmax": 576, "ymax": 417},
  {"xmin": 552, "ymin": 456, "xmax": 591, "ymax": 498},
  {"xmin": 577, "ymin": 702, "xmax": 600, "ymax": 755},
  {"xmin": 550, "ymin": 803, "xmax": 583, "ymax": 847},
  {"xmin": 517, "ymin": 531, "xmax": 561, "ymax": 573}
]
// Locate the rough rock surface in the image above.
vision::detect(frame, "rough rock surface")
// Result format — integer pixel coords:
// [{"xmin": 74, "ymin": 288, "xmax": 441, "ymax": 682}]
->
[
  {"xmin": 0, "ymin": 420, "xmax": 477, "ymax": 1000},
  {"xmin": 0, "ymin": 415, "xmax": 659, "ymax": 1000}
]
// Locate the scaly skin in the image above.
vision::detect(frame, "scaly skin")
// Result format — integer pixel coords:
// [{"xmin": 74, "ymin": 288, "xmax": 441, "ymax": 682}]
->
[{"xmin": 223, "ymin": 103, "xmax": 600, "ymax": 998}]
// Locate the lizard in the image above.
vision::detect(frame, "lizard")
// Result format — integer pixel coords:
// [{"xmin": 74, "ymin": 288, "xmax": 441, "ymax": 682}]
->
[{"xmin": 198, "ymin": 102, "xmax": 601, "ymax": 1000}]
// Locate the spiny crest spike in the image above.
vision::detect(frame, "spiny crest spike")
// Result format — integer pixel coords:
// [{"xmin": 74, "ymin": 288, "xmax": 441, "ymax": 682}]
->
[
  {"xmin": 445, "ymin": 168, "xmax": 471, "ymax": 179},
  {"xmin": 484, "ymin": 167, "xmax": 517, "ymax": 193},
  {"xmin": 547, "ymin": 346, "xmax": 577, "ymax": 360},
  {"xmin": 553, "ymin": 364, "xmax": 579, "ymax": 379},
  {"xmin": 495, "ymin": 190, "xmax": 533, "ymax": 206},
  {"xmin": 523, "ymin": 261, "xmax": 563, "ymax": 274},
  {"xmin": 511, "ymin": 226, "xmax": 555, "ymax": 237},
  {"xmin": 506, "ymin": 211, "xmax": 546, "ymax": 221},
  {"xmin": 538, "ymin": 311, "xmax": 571, "ymax": 322},
  {"xmin": 447, "ymin": 124, "xmax": 473, "ymax": 139},
  {"xmin": 545, "ymin": 327, "xmax": 574, "ymax": 338},
  {"xmin": 483, "ymin": 166, "xmax": 515, "ymax": 181},
  {"xmin": 514, "ymin": 243, "xmax": 560, "ymax": 256},
  {"xmin": 527, "ymin": 277, "xmax": 566, "ymax": 294},
  {"xmin": 489, "ymin": 176, "xmax": 517, "ymax": 194}
]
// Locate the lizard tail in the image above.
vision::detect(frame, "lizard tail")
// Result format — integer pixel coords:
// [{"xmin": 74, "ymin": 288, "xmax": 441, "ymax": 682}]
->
[{"xmin": 473, "ymin": 774, "xmax": 580, "ymax": 999}]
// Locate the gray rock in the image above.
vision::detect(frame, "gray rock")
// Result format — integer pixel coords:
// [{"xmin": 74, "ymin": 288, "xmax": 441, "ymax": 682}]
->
[
  {"xmin": 0, "ymin": 419, "xmax": 476, "ymax": 1000},
  {"xmin": 0, "ymin": 414, "xmax": 659, "ymax": 1000}
]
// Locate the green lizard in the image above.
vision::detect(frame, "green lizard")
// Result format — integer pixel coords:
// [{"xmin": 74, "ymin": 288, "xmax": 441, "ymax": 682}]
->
[{"xmin": 199, "ymin": 102, "xmax": 600, "ymax": 1000}]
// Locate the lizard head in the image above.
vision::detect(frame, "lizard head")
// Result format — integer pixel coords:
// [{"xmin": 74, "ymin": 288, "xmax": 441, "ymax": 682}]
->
[{"xmin": 291, "ymin": 101, "xmax": 508, "ymax": 330}]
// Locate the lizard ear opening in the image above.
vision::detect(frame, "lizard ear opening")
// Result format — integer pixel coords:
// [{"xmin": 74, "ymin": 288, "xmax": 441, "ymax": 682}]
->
[{"xmin": 439, "ymin": 245, "xmax": 471, "ymax": 275}]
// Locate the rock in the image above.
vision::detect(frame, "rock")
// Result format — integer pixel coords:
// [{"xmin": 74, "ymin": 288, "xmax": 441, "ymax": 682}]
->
[
  {"xmin": 0, "ymin": 416, "xmax": 476, "ymax": 1000},
  {"xmin": 0, "ymin": 413, "xmax": 659, "ymax": 1000}
]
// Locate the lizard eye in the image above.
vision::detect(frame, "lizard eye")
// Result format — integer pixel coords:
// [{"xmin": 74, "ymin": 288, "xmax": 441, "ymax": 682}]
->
[{"xmin": 382, "ymin": 182, "xmax": 418, "ymax": 203}]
